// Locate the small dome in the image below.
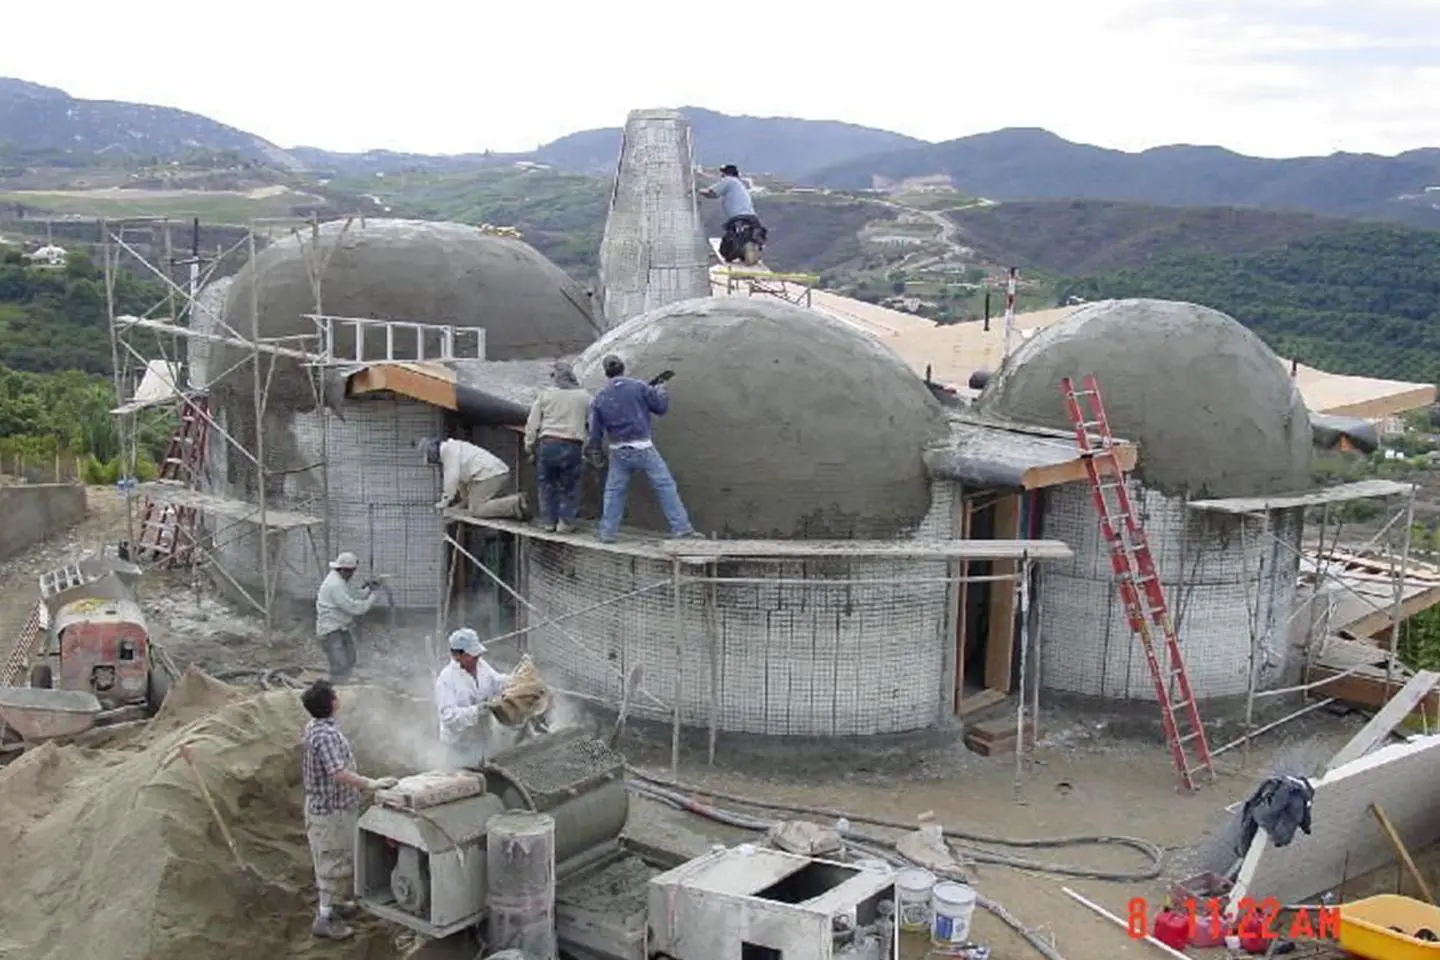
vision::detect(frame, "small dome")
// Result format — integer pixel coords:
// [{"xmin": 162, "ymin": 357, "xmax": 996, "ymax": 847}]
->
[
  {"xmin": 574, "ymin": 296, "xmax": 949, "ymax": 538},
  {"xmin": 214, "ymin": 218, "xmax": 599, "ymax": 404},
  {"xmin": 977, "ymin": 298, "xmax": 1312, "ymax": 498}
]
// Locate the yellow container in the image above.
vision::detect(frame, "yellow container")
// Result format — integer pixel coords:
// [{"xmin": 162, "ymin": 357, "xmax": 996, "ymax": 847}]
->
[{"xmin": 1340, "ymin": 895, "xmax": 1440, "ymax": 960}]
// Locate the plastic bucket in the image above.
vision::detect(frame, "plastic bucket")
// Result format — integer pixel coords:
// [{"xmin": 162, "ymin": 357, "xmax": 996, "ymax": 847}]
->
[
  {"xmin": 895, "ymin": 868, "xmax": 935, "ymax": 932},
  {"xmin": 931, "ymin": 882, "xmax": 977, "ymax": 946}
]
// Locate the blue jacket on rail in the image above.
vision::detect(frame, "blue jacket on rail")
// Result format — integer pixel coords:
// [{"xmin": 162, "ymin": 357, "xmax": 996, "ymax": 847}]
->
[{"xmin": 587, "ymin": 376, "xmax": 669, "ymax": 451}]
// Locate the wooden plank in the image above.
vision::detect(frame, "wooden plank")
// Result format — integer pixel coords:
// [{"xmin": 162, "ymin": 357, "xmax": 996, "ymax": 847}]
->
[
  {"xmin": 1309, "ymin": 665, "xmax": 1440, "ymax": 716},
  {"xmin": 968, "ymin": 715, "xmax": 1039, "ymax": 741},
  {"xmin": 1326, "ymin": 670, "xmax": 1440, "ymax": 771},
  {"xmin": 984, "ymin": 494, "xmax": 1022, "ymax": 692},
  {"xmin": 963, "ymin": 728, "xmax": 1038, "ymax": 756},
  {"xmin": 956, "ymin": 688, "xmax": 1006, "ymax": 718}
]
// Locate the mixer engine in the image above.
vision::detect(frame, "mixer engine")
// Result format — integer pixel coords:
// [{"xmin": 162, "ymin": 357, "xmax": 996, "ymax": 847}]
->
[{"xmin": 355, "ymin": 729, "xmax": 629, "ymax": 939}]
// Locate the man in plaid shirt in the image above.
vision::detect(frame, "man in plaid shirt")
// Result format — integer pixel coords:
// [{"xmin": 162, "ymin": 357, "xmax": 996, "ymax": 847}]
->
[{"xmin": 300, "ymin": 679, "xmax": 396, "ymax": 940}]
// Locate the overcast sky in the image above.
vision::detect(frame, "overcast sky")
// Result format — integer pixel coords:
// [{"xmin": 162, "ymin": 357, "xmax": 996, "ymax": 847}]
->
[{"xmin": 6, "ymin": 0, "xmax": 1437, "ymax": 159}]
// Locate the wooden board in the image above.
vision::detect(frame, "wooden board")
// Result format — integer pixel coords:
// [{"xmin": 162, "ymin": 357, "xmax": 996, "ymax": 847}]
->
[
  {"xmin": 1326, "ymin": 671, "xmax": 1440, "ymax": 772},
  {"xmin": 964, "ymin": 728, "xmax": 1038, "ymax": 757}
]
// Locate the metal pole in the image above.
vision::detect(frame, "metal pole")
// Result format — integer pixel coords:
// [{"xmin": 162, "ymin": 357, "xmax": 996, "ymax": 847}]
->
[
  {"xmin": 99, "ymin": 221, "xmax": 137, "ymax": 555},
  {"xmin": 1239, "ymin": 515, "xmax": 1259, "ymax": 769},
  {"xmin": 1385, "ymin": 488, "xmax": 1418, "ymax": 697},
  {"xmin": 248, "ymin": 228, "xmax": 271, "ymax": 643},
  {"xmin": 1030, "ymin": 559, "xmax": 1043, "ymax": 749},
  {"xmin": 706, "ymin": 561, "xmax": 719, "ymax": 766},
  {"xmin": 670, "ymin": 557, "xmax": 683, "ymax": 778},
  {"xmin": 1013, "ymin": 554, "xmax": 1032, "ymax": 795}
]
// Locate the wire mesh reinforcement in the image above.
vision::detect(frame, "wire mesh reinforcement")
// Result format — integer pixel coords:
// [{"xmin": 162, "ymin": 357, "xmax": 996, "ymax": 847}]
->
[
  {"xmin": 526, "ymin": 541, "xmax": 954, "ymax": 737},
  {"xmin": 1040, "ymin": 482, "xmax": 1303, "ymax": 701}
]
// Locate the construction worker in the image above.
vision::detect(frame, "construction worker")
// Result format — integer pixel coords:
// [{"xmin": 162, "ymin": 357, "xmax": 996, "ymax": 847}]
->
[
  {"xmin": 523, "ymin": 360, "xmax": 593, "ymax": 533},
  {"xmin": 315, "ymin": 552, "xmax": 380, "ymax": 682},
  {"xmin": 585, "ymin": 354, "xmax": 702, "ymax": 543},
  {"xmin": 434, "ymin": 627, "xmax": 510, "ymax": 768},
  {"xmin": 299, "ymin": 679, "xmax": 397, "ymax": 941},
  {"xmin": 700, "ymin": 164, "xmax": 767, "ymax": 264},
  {"xmin": 425, "ymin": 436, "xmax": 529, "ymax": 520}
]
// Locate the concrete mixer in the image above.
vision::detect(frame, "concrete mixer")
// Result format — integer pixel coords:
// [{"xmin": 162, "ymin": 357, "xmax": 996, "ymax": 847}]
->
[{"xmin": 356, "ymin": 729, "xmax": 901, "ymax": 960}]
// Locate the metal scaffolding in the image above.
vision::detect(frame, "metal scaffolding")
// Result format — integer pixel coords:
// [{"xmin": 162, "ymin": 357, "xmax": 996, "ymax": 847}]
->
[
  {"xmin": 435, "ymin": 512, "xmax": 1070, "ymax": 778},
  {"xmin": 100, "ymin": 215, "xmax": 341, "ymax": 641},
  {"xmin": 1187, "ymin": 479, "xmax": 1425, "ymax": 762},
  {"xmin": 101, "ymin": 215, "xmax": 502, "ymax": 641}
]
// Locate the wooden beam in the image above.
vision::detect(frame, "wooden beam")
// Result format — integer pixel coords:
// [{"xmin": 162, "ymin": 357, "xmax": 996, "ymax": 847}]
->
[
  {"xmin": 1349, "ymin": 584, "xmax": 1440, "ymax": 639},
  {"xmin": 347, "ymin": 364, "xmax": 459, "ymax": 409},
  {"xmin": 1022, "ymin": 443, "xmax": 1139, "ymax": 490},
  {"xmin": 1308, "ymin": 665, "xmax": 1440, "ymax": 715},
  {"xmin": 1327, "ymin": 670, "xmax": 1440, "ymax": 771}
]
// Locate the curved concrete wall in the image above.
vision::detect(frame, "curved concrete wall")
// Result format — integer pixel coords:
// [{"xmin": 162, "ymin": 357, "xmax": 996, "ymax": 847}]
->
[
  {"xmin": 526, "ymin": 483, "xmax": 954, "ymax": 737},
  {"xmin": 1038, "ymin": 483, "xmax": 1302, "ymax": 701}
]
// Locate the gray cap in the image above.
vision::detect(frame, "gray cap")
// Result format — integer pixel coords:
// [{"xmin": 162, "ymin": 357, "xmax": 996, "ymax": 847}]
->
[{"xmin": 447, "ymin": 627, "xmax": 486, "ymax": 656}]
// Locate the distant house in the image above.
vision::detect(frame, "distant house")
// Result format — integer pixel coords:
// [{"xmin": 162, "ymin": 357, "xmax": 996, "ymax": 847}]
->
[{"xmin": 25, "ymin": 244, "xmax": 67, "ymax": 268}]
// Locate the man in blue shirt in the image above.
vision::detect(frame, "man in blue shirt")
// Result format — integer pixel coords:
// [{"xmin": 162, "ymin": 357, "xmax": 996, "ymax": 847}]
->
[{"xmin": 585, "ymin": 354, "xmax": 702, "ymax": 543}]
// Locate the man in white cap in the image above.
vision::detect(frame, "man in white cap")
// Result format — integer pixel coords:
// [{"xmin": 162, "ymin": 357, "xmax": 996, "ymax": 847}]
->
[
  {"xmin": 315, "ymin": 551, "xmax": 379, "ymax": 682},
  {"xmin": 424, "ymin": 437, "xmax": 529, "ymax": 520},
  {"xmin": 434, "ymin": 627, "xmax": 511, "ymax": 768}
]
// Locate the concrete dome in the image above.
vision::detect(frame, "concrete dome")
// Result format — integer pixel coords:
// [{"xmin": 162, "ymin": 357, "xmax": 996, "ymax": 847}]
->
[
  {"xmin": 977, "ymin": 298, "xmax": 1312, "ymax": 499},
  {"xmin": 574, "ymin": 297, "xmax": 949, "ymax": 538},
  {"xmin": 214, "ymin": 218, "xmax": 599, "ymax": 404}
]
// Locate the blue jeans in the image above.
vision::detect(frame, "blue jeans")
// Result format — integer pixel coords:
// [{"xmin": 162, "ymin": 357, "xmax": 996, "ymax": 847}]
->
[
  {"xmin": 600, "ymin": 445, "xmax": 694, "ymax": 539},
  {"xmin": 536, "ymin": 439, "xmax": 583, "ymax": 524}
]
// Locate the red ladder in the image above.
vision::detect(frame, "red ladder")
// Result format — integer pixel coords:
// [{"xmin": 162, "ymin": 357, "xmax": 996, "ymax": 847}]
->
[
  {"xmin": 1060, "ymin": 373, "xmax": 1215, "ymax": 791},
  {"xmin": 136, "ymin": 393, "xmax": 210, "ymax": 566}
]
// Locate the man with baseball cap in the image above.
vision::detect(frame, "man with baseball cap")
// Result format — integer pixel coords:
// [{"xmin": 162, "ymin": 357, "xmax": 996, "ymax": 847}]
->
[
  {"xmin": 314, "ymin": 551, "xmax": 379, "ymax": 682},
  {"xmin": 434, "ymin": 627, "xmax": 511, "ymax": 768}
]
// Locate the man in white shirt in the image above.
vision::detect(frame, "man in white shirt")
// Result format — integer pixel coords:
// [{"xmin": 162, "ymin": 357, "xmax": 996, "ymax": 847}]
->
[
  {"xmin": 314, "ymin": 551, "xmax": 378, "ymax": 682},
  {"xmin": 425, "ymin": 437, "xmax": 529, "ymax": 519},
  {"xmin": 434, "ymin": 627, "xmax": 510, "ymax": 768}
]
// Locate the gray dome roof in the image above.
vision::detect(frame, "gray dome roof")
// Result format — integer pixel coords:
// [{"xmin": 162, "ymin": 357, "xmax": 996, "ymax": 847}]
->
[
  {"xmin": 214, "ymin": 218, "xmax": 599, "ymax": 405},
  {"xmin": 575, "ymin": 296, "xmax": 949, "ymax": 538},
  {"xmin": 977, "ymin": 298, "xmax": 1312, "ymax": 499}
]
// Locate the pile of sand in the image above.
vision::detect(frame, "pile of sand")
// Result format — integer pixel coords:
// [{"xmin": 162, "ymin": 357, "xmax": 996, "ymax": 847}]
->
[{"xmin": 0, "ymin": 670, "xmax": 436, "ymax": 960}]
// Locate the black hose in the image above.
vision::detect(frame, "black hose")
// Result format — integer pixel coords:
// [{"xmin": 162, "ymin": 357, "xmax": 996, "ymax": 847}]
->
[{"xmin": 628, "ymin": 769, "xmax": 1163, "ymax": 882}]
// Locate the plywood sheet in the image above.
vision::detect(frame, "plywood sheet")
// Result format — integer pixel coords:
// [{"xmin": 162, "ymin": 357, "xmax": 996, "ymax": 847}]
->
[{"xmin": 1231, "ymin": 734, "xmax": 1440, "ymax": 908}]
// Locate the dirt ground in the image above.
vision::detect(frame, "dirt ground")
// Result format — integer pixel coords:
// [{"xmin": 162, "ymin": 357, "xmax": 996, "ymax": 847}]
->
[{"xmin": 0, "ymin": 488, "xmax": 1379, "ymax": 959}]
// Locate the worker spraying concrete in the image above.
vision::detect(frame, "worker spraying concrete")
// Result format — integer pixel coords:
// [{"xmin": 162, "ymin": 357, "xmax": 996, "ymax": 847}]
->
[{"xmin": 315, "ymin": 551, "xmax": 384, "ymax": 682}]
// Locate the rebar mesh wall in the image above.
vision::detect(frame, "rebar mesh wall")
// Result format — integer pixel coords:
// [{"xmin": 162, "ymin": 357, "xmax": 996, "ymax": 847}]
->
[
  {"xmin": 597, "ymin": 109, "xmax": 713, "ymax": 328},
  {"xmin": 208, "ymin": 397, "xmax": 444, "ymax": 608},
  {"xmin": 526, "ymin": 482, "xmax": 955, "ymax": 737},
  {"xmin": 1038, "ymin": 482, "xmax": 1303, "ymax": 701}
]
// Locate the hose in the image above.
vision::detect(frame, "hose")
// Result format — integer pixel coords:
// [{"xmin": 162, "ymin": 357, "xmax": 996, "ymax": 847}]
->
[
  {"xmin": 625, "ymin": 780, "xmax": 1069, "ymax": 960},
  {"xmin": 628, "ymin": 769, "xmax": 1163, "ymax": 882}
]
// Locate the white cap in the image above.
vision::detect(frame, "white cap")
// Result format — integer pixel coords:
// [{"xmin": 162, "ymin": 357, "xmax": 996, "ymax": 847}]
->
[
  {"xmin": 329, "ymin": 551, "xmax": 359, "ymax": 570},
  {"xmin": 448, "ymin": 628, "xmax": 486, "ymax": 657}
]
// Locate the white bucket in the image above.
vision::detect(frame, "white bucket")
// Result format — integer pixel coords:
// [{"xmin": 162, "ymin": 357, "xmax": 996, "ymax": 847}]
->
[
  {"xmin": 931, "ymin": 881, "xmax": 978, "ymax": 945},
  {"xmin": 895, "ymin": 868, "xmax": 935, "ymax": 932}
]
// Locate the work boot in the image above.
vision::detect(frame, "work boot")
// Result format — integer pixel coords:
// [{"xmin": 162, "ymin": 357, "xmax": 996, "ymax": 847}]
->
[
  {"xmin": 671, "ymin": 530, "xmax": 706, "ymax": 540},
  {"xmin": 333, "ymin": 901, "xmax": 360, "ymax": 920},
  {"xmin": 556, "ymin": 520, "xmax": 575, "ymax": 534},
  {"xmin": 312, "ymin": 916, "xmax": 354, "ymax": 940}
]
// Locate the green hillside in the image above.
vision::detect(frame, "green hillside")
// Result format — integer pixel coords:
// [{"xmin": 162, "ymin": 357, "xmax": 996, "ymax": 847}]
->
[{"xmin": 1058, "ymin": 224, "xmax": 1440, "ymax": 384}]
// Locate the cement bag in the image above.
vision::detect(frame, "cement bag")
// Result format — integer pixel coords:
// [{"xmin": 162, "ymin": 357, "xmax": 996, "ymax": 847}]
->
[{"xmin": 490, "ymin": 654, "xmax": 551, "ymax": 728}]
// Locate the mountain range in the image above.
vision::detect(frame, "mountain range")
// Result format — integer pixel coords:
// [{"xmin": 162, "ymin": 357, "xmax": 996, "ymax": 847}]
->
[{"xmin": 4, "ymin": 77, "xmax": 1439, "ymax": 228}]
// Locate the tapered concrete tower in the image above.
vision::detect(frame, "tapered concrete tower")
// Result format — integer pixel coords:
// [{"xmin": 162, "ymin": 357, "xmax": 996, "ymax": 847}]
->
[{"xmin": 596, "ymin": 109, "xmax": 713, "ymax": 329}]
